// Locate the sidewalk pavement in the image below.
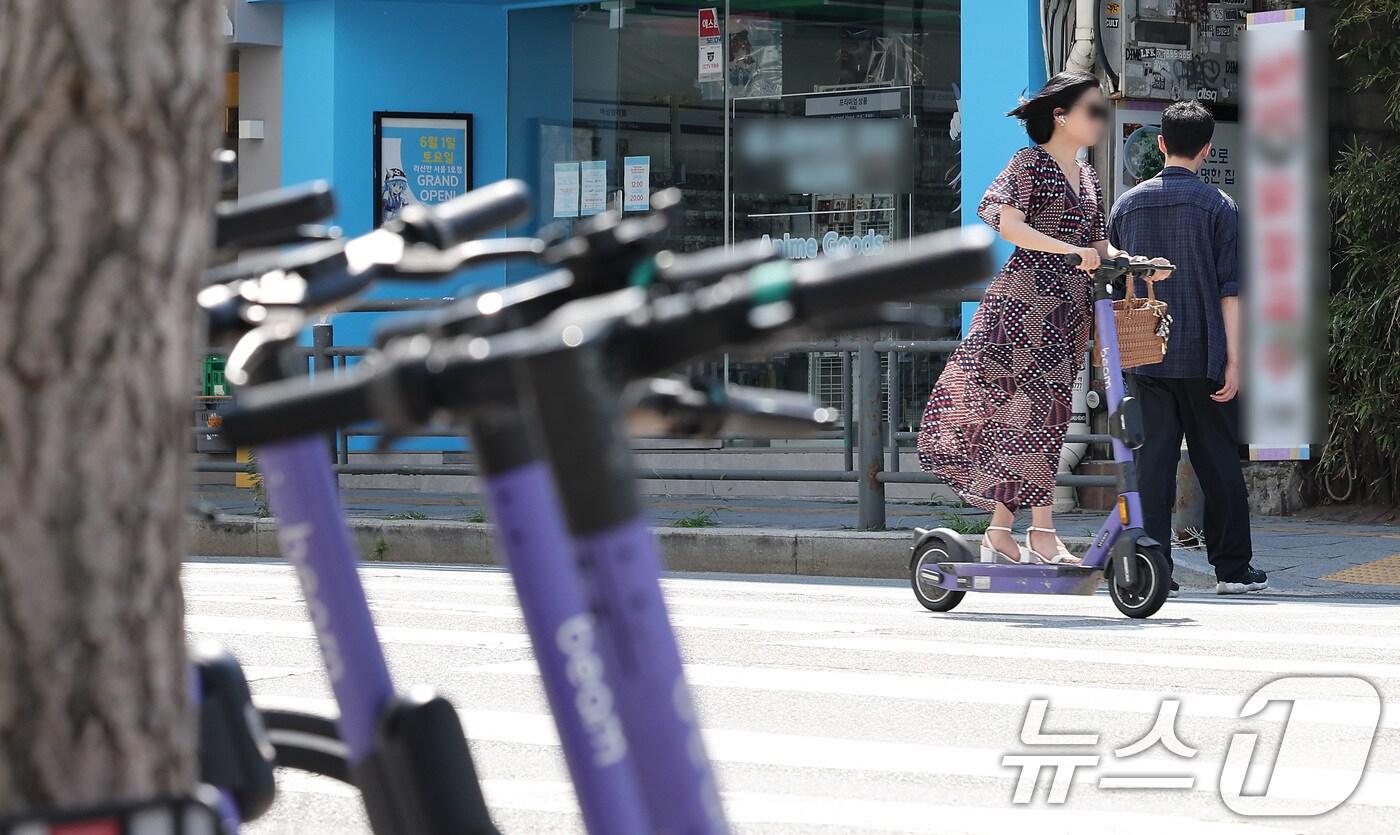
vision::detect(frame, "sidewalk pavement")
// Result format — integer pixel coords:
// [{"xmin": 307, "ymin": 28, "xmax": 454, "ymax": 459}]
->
[{"xmin": 193, "ymin": 485, "xmax": 1400, "ymax": 598}]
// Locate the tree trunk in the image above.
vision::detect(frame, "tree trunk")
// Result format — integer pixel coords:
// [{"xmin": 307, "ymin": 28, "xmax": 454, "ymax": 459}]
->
[{"xmin": 0, "ymin": 0, "xmax": 225, "ymax": 814}]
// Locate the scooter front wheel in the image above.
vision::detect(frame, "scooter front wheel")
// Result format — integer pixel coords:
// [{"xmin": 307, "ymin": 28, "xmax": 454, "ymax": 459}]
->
[
  {"xmin": 910, "ymin": 538, "xmax": 967, "ymax": 613},
  {"xmin": 1107, "ymin": 547, "xmax": 1171, "ymax": 619}
]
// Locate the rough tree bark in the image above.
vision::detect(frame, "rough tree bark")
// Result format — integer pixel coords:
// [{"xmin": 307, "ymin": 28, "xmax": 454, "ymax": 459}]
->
[{"xmin": 0, "ymin": 0, "xmax": 225, "ymax": 814}]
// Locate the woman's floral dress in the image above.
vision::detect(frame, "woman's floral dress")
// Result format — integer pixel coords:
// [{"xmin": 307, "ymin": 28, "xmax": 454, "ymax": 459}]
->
[{"xmin": 916, "ymin": 145, "xmax": 1106, "ymax": 512}]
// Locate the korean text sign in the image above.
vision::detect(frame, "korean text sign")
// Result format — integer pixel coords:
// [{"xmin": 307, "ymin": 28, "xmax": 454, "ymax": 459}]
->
[{"xmin": 374, "ymin": 112, "xmax": 473, "ymax": 226}]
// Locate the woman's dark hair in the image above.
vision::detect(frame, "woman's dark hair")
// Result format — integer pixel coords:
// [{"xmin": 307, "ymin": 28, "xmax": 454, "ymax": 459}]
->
[{"xmin": 1008, "ymin": 71, "xmax": 1101, "ymax": 144}]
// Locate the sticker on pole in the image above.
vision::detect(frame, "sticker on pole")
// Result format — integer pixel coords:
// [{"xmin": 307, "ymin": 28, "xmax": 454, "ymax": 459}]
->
[{"xmin": 698, "ymin": 8, "xmax": 722, "ymax": 83}]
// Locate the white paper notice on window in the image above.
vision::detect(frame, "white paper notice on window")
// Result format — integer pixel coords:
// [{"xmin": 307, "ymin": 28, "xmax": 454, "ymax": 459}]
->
[
  {"xmin": 580, "ymin": 160, "xmax": 607, "ymax": 216},
  {"xmin": 553, "ymin": 162, "xmax": 580, "ymax": 218},
  {"xmin": 623, "ymin": 156, "xmax": 650, "ymax": 212}
]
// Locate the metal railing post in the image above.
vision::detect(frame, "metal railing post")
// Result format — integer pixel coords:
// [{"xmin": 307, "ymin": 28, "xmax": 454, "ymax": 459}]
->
[
  {"xmin": 335, "ymin": 355, "xmax": 351, "ymax": 465},
  {"xmin": 886, "ymin": 350, "xmax": 901, "ymax": 473},
  {"xmin": 857, "ymin": 337, "xmax": 885, "ymax": 530},
  {"xmin": 841, "ymin": 350, "xmax": 854, "ymax": 472},
  {"xmin": 312, "ymin": 322, "xmax": 337, "ymax": 462}
]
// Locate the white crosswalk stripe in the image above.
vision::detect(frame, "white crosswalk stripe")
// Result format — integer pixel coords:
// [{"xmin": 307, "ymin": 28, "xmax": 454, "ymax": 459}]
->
[
  {"xmin": 255, "ymin": 693, "xmax": 1400, "ymax": 811},
  {"xmin": 183, "ymin": 561, "xmax": 1399, "ymax": 834}
]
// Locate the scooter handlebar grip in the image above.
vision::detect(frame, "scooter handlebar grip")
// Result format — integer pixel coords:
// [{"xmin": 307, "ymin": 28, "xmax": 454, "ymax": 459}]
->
[
  {"xmin": 1063, "ymin": 252, "xmax": 1083, "ymax": 267},
  {"xmin": 215, "ymin": 181, "xmax": 335, "ymax": 250},
  {"xmin": 711, "ymin": 386, "xmax": 839, "ymax": 439},
  {"xmin": 656, "ymin": 239, "xmax": 781, "ymax": 287},
  {"xmin": 395, "ymin": 179, "xmax": 531, "ymax": 250},
  {"xmin": 791, "ymin": 226, "xmax": 997, "ymax": 318},
  {"xmin": 220, "ymin": 373, "xmax": 375, "ymax": 447}
]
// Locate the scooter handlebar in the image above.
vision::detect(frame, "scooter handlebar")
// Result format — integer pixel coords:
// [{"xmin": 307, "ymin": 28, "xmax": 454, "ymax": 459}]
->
[
  {"xmin": 393, "ymin": 179, "xmax": 531, "ymax": 250},
  {"xmin": 791, "ymin": 226, "xmax": 997, "ymax": 319},
  {"xmin": 222, "ymin": 226, "xmax": 1000, "ymax": 445},
  {"xmin": 654, "ymin": 239, "xmax": 781, "ymax": 287},
  {"xmin": 1063, "ymin": 253, "xmax": 1176, "ymax": 275},
  {"xmin": 220, "ymin": 368, "xmax": 379, "ymax": 447},
  {"xmin": 625, "ymin": 378, "xmax": 838, "ymax": 440},
  {"xmin": 215, "ymin": 181, "xmax": 336, "ymax": 250}
]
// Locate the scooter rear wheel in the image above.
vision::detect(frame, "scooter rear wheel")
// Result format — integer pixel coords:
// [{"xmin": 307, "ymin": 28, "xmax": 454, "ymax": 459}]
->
[
  {"xmin": 1107, "ymin": 547, "xmax": 1171, "ymax": 619},
  {"xmin": 910, "ymin": 539, "xmax": 966, "ymax": 613}
]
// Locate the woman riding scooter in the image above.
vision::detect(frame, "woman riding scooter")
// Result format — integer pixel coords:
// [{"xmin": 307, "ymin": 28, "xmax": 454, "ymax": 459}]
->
[{"xmin": 917, "ymin": 72, "xmax": 1168, "ymax": 564}]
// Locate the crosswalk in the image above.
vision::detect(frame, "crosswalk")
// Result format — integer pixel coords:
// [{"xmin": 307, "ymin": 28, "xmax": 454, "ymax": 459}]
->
[{"xmin": 183, "ymin": 559, "xmax": 1400, "ymax": 834}]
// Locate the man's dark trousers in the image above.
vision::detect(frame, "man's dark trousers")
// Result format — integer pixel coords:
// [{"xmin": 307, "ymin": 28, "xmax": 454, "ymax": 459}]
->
[{"xmin": 1129, "ymin": 374, "xmax": 1252, "ymax": 581}]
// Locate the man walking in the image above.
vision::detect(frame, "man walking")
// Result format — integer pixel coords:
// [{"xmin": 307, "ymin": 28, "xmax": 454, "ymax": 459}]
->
[{"xmin": 1108, "ymin": 101, "xmax": 1267, "ymax": 595}]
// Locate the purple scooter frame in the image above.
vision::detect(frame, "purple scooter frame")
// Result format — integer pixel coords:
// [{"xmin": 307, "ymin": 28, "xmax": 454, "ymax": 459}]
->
[
  {"xmin": 910, "ymin": 256, "xmax": 1174, "ymax": 616},
  {"xmin": 521, "ymin": 344, "xmax": 731, "ymax": 835},
  {"xmin": 477, "ymin": 458, "xmax": 652, "ymax": 834},
  {"xmin": 572, "ymin": 518, "xmax": 726, "ymax": 831},
  {"xmin": 257, "ymin": 432, "xmax": 501, "ymax": 834},
  {"xmin": 257, "ymin": 436, "xmax": 396, "ymax": 763},
  {"xmin": 1082, "ymin": 277, "xmax": 1143, "ymax": 567}
]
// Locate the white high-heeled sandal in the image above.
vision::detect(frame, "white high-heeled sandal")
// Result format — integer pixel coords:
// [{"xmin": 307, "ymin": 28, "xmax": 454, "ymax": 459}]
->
[
  {"xmin": 1025, "ymin": 526, "xmax": 1081, "ymax": 565},
  {"xmin": 980, "ymin": 525, "xmax": 1025, "ymax": 563}
]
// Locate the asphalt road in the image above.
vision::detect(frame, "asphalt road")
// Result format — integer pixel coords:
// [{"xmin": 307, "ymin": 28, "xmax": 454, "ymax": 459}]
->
[{"xmin": 184, "ymin": 559, "xmax": 1400, "ymax": 834}]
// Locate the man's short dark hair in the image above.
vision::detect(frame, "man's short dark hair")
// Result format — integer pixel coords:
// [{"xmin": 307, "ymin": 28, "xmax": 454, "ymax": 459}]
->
[{"xmin": 1160, "ymin": 100, "xmax": 1215, "ymax": 158}]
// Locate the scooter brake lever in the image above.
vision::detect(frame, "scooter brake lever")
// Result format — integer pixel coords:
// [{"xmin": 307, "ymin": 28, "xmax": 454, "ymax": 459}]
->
[{"xmin": 224, "ymin": 313, "xmax": 308, "ymax": 387}]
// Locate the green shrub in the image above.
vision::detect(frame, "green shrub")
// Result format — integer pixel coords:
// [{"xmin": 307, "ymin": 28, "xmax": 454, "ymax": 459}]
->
[
  {"xmin": 672, "ymin": 509, "xmax": 720, "ymax": 528},
  {"xmin": 1328, "ymin": 2, "xmax": 1400, "ymax": 502}
]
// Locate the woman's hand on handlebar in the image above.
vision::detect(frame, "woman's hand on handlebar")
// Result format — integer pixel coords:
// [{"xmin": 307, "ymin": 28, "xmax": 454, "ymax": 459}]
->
[{"xmin": 1071, "ymin": 247, "xmax": 1101, "ymax": 272}]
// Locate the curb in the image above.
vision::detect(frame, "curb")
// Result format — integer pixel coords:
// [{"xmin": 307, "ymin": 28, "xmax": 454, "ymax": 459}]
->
[
  {"xmin": 1171, "ymin": 548, "xmax": 1221, "ymax": 590},
  {"xmin": 188, "ymin": 517, "xmax": 917, "ymax": 580},
  {"xmin": 187, "ymin": 516, "xmax": 1218, "ymax": 588}
]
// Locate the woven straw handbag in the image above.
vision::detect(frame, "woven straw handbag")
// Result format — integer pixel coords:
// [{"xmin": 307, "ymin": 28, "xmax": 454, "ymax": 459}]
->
[{"xmin": 1093, "ymin": 279, "xmax": 1172, "ymax": 369}]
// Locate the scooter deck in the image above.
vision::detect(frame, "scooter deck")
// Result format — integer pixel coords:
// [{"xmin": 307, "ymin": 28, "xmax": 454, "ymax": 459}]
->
[{"xmin": 921, "ymin": 561, "xmax": 1103, "ymax": 596}]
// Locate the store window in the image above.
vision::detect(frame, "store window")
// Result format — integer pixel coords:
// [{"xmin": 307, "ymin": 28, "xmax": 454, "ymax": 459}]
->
[{"xmin": 507, "ymin": 1, "xmax": 960, "ymax": 417}]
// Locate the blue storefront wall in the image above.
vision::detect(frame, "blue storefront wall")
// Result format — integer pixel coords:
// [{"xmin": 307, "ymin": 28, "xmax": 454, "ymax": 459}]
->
[
  {"xmin": 961, "ymin": 0, "xmax": 1046, "ymax": 264},
  {"xmin": 281, "ymin": 0, "xmax": 511, "ymax": 320},
  {"xmin": 276, "ymin": 0, "xmax": 512, "ymax": 449},
  {"xmin": 270, "ymin": 0, "xmax": 1043, "ymax": 448}
]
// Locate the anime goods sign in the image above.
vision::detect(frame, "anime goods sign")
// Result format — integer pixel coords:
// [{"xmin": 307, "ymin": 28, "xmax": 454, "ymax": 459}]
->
[{"xmin": 373, "ymin": 112, "xmax": 473, "ymax": 226}]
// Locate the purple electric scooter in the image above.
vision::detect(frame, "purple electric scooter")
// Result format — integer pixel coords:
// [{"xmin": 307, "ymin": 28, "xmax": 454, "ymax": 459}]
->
[
  {"xmin": 362, "ymin": 200, "xmax": 787, "ymax": 835},
  {"xmin": 206, "ymin": 180, "xmax": 540, "ymax": 835},
  {"xmin": 222, "ymin": 223, "xmax": 998, "ymax": 833},
  {"xmin": 229, "ymin": 199, "xmax": 805, "ymax": 835},
  {"xmin": 909, "ymin": 254, "xmax": 1177, "ymax": 619},
  {"xmin": 216, "ymin": 188, "xmax": 780, "ymax": 835}
]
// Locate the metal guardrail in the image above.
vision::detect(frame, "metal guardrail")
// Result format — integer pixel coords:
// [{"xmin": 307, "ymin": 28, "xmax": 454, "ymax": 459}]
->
[{"xmin": 198, "ymin": 298, "xmax": 1115, "ymax": 529}]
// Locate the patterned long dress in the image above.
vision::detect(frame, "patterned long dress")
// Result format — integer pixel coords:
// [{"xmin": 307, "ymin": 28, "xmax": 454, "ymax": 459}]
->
[{"xmin": 917, "ymin": 145, "xmax": 1107, "ymax": 512}]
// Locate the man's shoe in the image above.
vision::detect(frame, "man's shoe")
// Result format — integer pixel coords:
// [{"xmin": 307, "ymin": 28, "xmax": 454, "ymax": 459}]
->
[
  {"xmin": 1169, "ymin": 579, "xmax": 1180, "ymax": 598},
  {"xmin": 1217, "ymin": 567, "xmax": 1268, "ymax": 596}
]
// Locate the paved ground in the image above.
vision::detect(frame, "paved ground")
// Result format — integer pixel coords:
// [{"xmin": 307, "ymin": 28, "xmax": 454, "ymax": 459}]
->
[
  {"xmin": 187, "ymin": 558, "xmax": 1400, "ymax": 834},
  {"xmin": 196, "ymin": 485, "xmax": 1400, "ymax": 595}
]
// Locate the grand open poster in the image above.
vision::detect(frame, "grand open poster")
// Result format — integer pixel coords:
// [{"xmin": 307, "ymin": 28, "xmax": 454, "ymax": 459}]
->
[{"xmin": 373, "ymin": 112, "xmax": 473, "ymax": 226}]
